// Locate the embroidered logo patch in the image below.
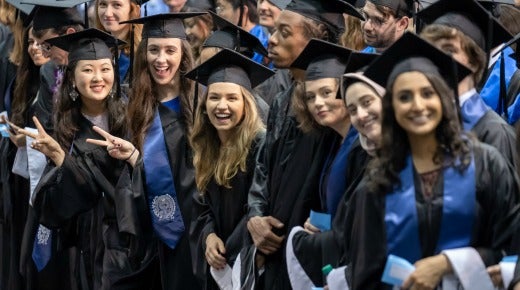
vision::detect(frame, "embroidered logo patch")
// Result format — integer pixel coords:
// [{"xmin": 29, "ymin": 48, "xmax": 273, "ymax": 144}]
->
[
  {"xmin": 152, "ymin": 194, "xmax": 176, "ymax": 221},
  {"xmin": 37, "ymin": 225, "xmax": 51, "ymax": 245}
]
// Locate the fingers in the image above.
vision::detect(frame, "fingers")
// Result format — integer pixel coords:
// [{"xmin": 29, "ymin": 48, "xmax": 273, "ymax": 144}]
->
[
  {"xmin": 32, "ymin": 116, "xmax": 47, "ymax": 136},
  {"xmin": 304, "ymin": 220, "xmax": 320, "ymax": 234},
  {"xmin": 86, "ymin": 138, "xmax": 110, "ymax": 147},
  {"xmin": 92, "ymin": 126, "xmax": 113, "ymax": 140},
  {"xmin": 6, "ymin": 120, "xmax": 21, "ymax": 132},
  {"xmin": 266, "ymin": 216, "xmax": 284, "ymax": 228},
  {"xmin": 206, "ymin": 246, "xmax": 227, "ymax": 269},
  {"xmin": 17, "ymin": 128, "xmax": 38, "ymax": 139}
]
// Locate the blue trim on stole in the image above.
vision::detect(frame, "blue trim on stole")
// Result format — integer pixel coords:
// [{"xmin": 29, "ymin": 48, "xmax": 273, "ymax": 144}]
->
[
  {"xmin": 118, "ymin": 52, "xmax": 130, "ymax": 83},
  {"xmin": 461, "ymin": 93, "xmax": 490, "ymax": 131},
  {"xmin": 481, "ymin": 47, "xmax": 517, "ymax": 112},
  {"xmin": 361, "ymin": 46, "xmax": 377, "ymax": 54},
  {"xmin": 323, "ymin": 128, "xmax": 358, "ymax": 217},
  {"xmin": 143, "ymin": 109, "xmax": 185, "ymax": 249},
  {"xmin": 385, "ymin": 155, "xmax": 476, "ymax": 263}
]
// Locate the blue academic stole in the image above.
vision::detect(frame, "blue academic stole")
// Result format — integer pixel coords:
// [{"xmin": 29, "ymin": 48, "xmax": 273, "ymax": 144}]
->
[
  {"xmin": 32, "ymin": 224, "xmax": 52, "ymax": 271},
  {"xmin": 461, "ymin": 93, "xmax": 490, "ymax": 131},
  {"xmin": 319, "ymin": 128, "xmax": 358, "ymax": 217},
  {"xmin": 385, "ymin": 155, "xmax": 476, "ymax": 263},
  {"xmin": 118, "ymin": 53, "xmax": 130, "ymax": 83},
  {"xmin": 143, "ymin": 109, "xmax": 185, "ymax": 249}
]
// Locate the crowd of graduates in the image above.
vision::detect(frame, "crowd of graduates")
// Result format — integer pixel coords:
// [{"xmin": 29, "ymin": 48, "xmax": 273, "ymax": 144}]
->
[{"xmin": 1, "ymin": 0, "xmax": 520, "ymax": 289}]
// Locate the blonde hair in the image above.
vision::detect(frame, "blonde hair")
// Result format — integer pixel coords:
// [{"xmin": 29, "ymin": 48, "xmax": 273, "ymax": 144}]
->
[
  {"xmin": 0, "ymin": 0, "xmax": 16, "ymax": 26},
  {"xmin": 8, "ymin": 17, "xmax": 24, "ymax": 65},
  {"xmin": 339, "ymin": 14, "xmax": 365, "ymax": 51},
  {"xmin": 190, "ymin": 86, "xmax": 264, "ymax": 191}
]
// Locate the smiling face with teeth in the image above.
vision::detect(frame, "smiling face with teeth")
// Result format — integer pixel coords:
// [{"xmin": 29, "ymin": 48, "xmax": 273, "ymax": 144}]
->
[
  {"xmin": 391, "ymin": 71, "xmax": 442, "ymax": 139},
  {"xmin": 146, "ymin": 38, "xmax": 183, "ymax": 88},
  {"xmin": 205, "ymin": 82, "xmax": 245, "ymax": 143},
  {"xmin": 28, "ymin": 28, "xmax": 50, "ymax": 67},
  {"xmin": 74, "ymin": 58, "xmax": 115, "ymax": 111},
  {"xmin": 345, "ymin": 81, "xmax": 383, "ymax": 143}
]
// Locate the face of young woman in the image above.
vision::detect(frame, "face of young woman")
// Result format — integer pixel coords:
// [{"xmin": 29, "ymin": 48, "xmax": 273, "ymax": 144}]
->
[
  {"xmin": 74, "ymin": 58, "xmax": 114, "ymax": 104},
  {"xmin": 268, "ymin": 10, "xmax": 310, "ymax": 68},
  {"xmin": 206, "ymin": 82, "xmax": 245, "ymax": 141},
  {"xmin": 345, "ymin": 81, "xmax": 382, "ymax": 143},
  {"xmin": 305, "ymin": 78, "xmax": 349, "ymax": 132},
  {"xmin": 28, "ymin": 28, "xmax": 50, "ymax": 66},
  {"xmin": 97, "ymin": 0, "xmax": 132, "ymax": 36},
  {"xmin": 185, "ymin": 18, "xmax": 210, "ymax": 53},
  {"xmin": 392, "ymin": 71, "xmax": 443, "ymax": 139},
  {"xmin": 146, "ymin": 38, "xmax": 182, "ymax": 86}
]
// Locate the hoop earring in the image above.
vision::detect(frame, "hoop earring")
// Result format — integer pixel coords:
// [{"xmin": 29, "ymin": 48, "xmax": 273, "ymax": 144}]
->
[{"xmin": 69, "ymin": 84, "xmax": 78, "ymax": 101}]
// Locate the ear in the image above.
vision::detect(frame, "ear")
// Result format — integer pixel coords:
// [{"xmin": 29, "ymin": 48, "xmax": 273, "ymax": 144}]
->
[
  {"xmin": 65, "ymin": 27, "xmax": 77, "ymax": 35},
  {"xmin": 395, "ymin": 16, "xmax": 409, "ymax": 33},
  {"xmin": 241, "ymin": 4, "xmax": 249, "ymax": 24}
]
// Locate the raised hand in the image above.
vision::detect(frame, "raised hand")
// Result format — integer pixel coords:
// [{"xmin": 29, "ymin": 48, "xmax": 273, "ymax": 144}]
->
[
  {"xmin": 86, "ymin": 126, "xmax": 139, "ymax": 167},
  {"xmin": 17, "ymin": 116, "xmax": 65, "ymax": 166}
]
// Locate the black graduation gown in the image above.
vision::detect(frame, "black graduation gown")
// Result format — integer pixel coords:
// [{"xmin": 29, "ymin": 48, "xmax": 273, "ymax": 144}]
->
[
  {"xmin": 254, "ymin": 69, "xmax": 292, "ymax": 106},
  {"xmin": 346, "ymin": 141, "xmax": 520, "ymax": 290},
  {"xmin": 190, "ymin": 132, "xmax": 265, "ymax": 290},
  {"xmin": 472, "ymin": 109, "xmax": 517, "ymax": 169},
  {"xmin": 247, "ymin": 83, "xmax": 334, "ymax": 290},
  {"xmin": 26, "ymin": 116, "xmax": 153, "ymax": 290},
  {"xmin": 290, "ymin": 140, "xmax": 370, "ymax": 286},
  {"xmin": 125, "ymin": 103, "xmax": 202, "ymax": 290},
  {"xmin": 33, "ymin": 61, "xmax": 59, "ymax": 132}
]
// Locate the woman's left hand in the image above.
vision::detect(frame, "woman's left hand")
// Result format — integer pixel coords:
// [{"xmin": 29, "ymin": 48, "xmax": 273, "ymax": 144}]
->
[
  {"xmin": 486, "ymin": 264, "xmax": 504, "ymax": 288},
  {"xmin": 86, "ymin": 126, "xmax": 139, "ymax": 167},
  {"xmin": 5, "ymin": 120, "xmax": 26, "ymax": 148},
  {"xmin": 401, "ymin": 254, "xmax": 452, "ymax": 290}
]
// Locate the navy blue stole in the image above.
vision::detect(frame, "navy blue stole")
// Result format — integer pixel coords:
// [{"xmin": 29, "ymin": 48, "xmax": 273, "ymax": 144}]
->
[
  {"xmin": 319, "ymin": 127, "xmax": 358, "ymax": 217},
  {"xmin": 32, "ymin": 224, "xmax": 52, "ymax": 271},
  {"xmin": 461, "ymin": 93, "xmax": 490, "ymax": 131},
  {"xmin": 143, "ymin": 108, "xmax": 185, "ymax": 249},
  {"xmin": 385, "ymin": 155, "xmax": 476, "ymax": 263},
  {"xmin": 118, "ymin": 52, "xmax": 130, "ymax": 83}
]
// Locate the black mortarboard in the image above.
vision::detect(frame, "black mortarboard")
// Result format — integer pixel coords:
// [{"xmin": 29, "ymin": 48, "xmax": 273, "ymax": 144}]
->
[
  {"xmin": 23, "ymin": 0, "xmax": 89, "ymax": 31},
  {"xmin": 368, "ymin": 0, "xmax": 416, "ymax": 16},
  {"xmin": 45, "ymin": 28, "xmax": 125, "ymax": 63},
  {"xmin": 286, "ymin": 0, "xmax": 365, "ymax": 25},
  {"xmin": 363, "ymin": 32, "xmax": 472, "ymax": 90},
  {"xmin": 185, "ymin": 48, "xmax": 274, "ymax": 91},
  {"xmin": 270, "ymin": 0, "xmax": 291, "ymax": 9},
  {"xmin": 6, "ymin": 0, "xmax": 34, "ymax": 16},
  {"xmin": 203, "ymin": 11, "xmax": 268, "ymax": 57},
  {"xmin": 186, "ymin": 0, "xmax": 214, "ymax": 10},
  {"xmin": 340, "ymin": 52, "xmax": 384, "ymax": 99},
  {"xmin": 344, "ymin": 51, "xmax": 379, "ymax": 74},
  {"xmin": 120, "ymin": 12, "xmax": 206, "ymax": 39},
  {"xmin": 291, "ymin": 38, "xmax": 353, "ymax": 80},
  {"xmin": 416, "ymin": 0, "xmax": 512, "ymax": 52}
]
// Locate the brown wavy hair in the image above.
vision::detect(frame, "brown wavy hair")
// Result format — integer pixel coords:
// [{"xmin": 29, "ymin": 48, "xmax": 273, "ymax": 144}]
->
[
  {"xmin": 340, "ymin": 14, "xmax": 365, "ymax": 51},
  {"xmin": 190, "ymin": 86, "xmax": 264, "ymax": 191},
  {"xmin": 54, "ymin": 60, "xmax": 127, "ymax": 150},
  {"xmin": 94, "ymin": 0, "xmax": 143, "ymax": 55},
  {"xmin": 11, "ymin": 26, "xmax": 44, "ymax": 126},
  {"xmin": 365, "ymin": 71, "xmax": 471, "ymax": 194},
  {"xmin": 127, "ymin": 37, "xmax": 195, "ymax": 151},
  {"xmin": 293, "ymin": 78, "xmax": 342, "ymax": 133}
]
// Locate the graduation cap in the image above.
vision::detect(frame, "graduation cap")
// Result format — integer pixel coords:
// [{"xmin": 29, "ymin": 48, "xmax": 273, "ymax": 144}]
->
[
  {"xmin": 203, "ymin": 10, "xmax": 268, "ymax": 57},
  {"xmin": 45, "ymin": 28, "xmax": 125, "ymax": 63},
  {"xmin": 270, "ymin": 0, "xmax": 291, "ymax": 9},
  {"xmin": 22, "ymin": 0, "xmax": 90, "ymax": 31},
  {"xmin": 363, "ymin": 32, "xmax": 471, "ymax": 91},
  {"xmin": 120, "ymin": 12, "xmax": 207, "ymax": 39},
  {"xmin": 416, "ymin": 0, "xmax": 512, "ymax": 52},
  {"xmin": 340, "ymin": 52, "xmax": 384, "ymax": 99},
  {"xmin": 6, "ymin": 0, "xmax": 35, "ymax": 27},
  {"xmin": 368, "ymin": 0, "xmax": 417, "ymax": 17},
  {"xmin": 478, "ymin": 0, "xmax": 515, "ymax": 17},
  {"xmin": 291, "ymin": 38, "xmax": 353, "ymax": 81},
  {"xmin": 186, "ymin": 0, "xmax": 214, "ymax": 10},
  {"xmin": 185, "ymin": 48, "xmax": 274, "ymax": 90},
  {"xmin": 46, "ymin": 28, "xmax": 126, "ymax": 96},
  {"xmin": 286, "ymin": 0, "xmax": 365, "ymax": 31}
]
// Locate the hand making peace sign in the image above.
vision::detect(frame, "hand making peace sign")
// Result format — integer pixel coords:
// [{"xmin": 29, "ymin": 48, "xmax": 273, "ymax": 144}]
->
[
  {"xmin": 86, "ymin": 126, "xmax": 140, "ymax": 167},
  {"xmin": 17, "ymin": 116, "xmax": 66, "ymax": 167}
]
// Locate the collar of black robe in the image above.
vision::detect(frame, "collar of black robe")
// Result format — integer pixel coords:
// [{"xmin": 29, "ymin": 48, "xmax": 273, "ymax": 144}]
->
[
  {"xmin": 416, "ymin": 0, "xmax": 511, "ymax": 53},
  {"xmin": 120, "ymin": 12, "xmax": 207, "ymax": 39}
]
